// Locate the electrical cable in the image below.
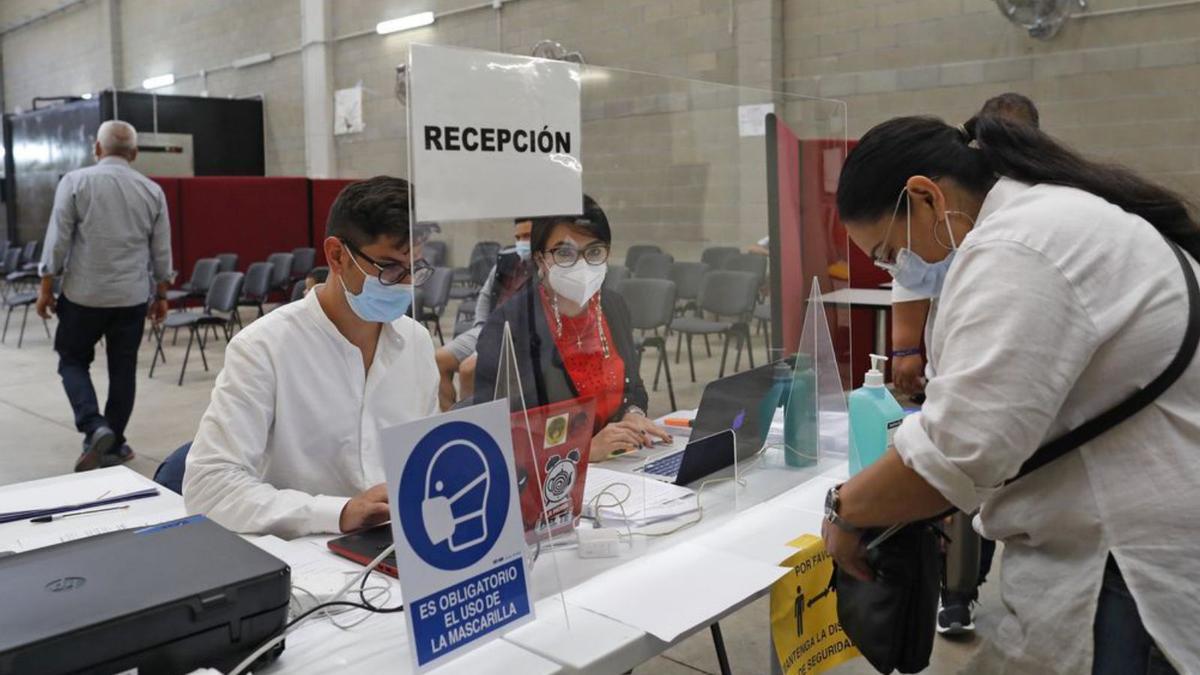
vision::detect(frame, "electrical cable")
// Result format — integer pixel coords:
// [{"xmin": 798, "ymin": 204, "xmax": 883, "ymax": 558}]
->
[
  {"xmin": 357, "ymin": 567, "xmax": 405, "ymax": 614},
  {"xmin": 226, "ymin": 543, "xmax": 402, "ymax": 675}
]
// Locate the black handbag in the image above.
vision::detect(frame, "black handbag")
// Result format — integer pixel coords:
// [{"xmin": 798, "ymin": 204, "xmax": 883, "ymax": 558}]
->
[{"xmin": 834, "ymin": 239, "xmax": 1200, "ymax": 674}]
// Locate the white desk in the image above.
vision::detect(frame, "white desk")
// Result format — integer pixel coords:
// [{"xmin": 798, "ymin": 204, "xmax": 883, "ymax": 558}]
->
[
  {"xmin": 821, "ymin": 287, "xmax": 892, "ymax": 357},
  {"xmin": 0, "ymin": 455, "xmax": 848, "ymax": 674},
  {"xmin": 0, "ymin": 468, "xmax": 561, "ymax": 675}
]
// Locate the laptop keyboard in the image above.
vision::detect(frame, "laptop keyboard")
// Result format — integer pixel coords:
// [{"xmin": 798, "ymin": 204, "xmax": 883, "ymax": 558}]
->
[{"xmin": 642, "ymin": 450, "xmax": 685, "ymax": 478}]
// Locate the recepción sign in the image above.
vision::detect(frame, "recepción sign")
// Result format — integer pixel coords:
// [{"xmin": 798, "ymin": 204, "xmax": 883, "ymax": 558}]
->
[
  {"xmin": 408, "ymin": 43, "xmax": 583, "ymax": 223},
  {"xmin": 382, "ymin": 400, "xmax": 534, "ymax": 671}
]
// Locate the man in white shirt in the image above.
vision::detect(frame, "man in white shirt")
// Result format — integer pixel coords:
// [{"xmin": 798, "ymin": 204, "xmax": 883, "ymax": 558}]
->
[{"xmin": 183, "ymin": 176, "xmax": 439, "ymax": 538}]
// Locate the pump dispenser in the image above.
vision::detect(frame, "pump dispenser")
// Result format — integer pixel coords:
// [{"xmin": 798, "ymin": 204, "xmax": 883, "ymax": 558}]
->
[{"xmin": 848, "ymin": 354, "xmax": 905, "ymax": 475}]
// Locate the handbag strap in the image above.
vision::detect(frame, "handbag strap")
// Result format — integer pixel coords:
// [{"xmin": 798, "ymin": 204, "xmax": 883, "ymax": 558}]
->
[{"xmin": 1007, "ymin": 239, "xmax": 1200, "ymax": 485}]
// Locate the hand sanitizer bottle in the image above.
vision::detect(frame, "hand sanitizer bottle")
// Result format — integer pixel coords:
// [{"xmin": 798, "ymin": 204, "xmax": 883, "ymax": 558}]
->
[{"xmin": 848, "ymin": 354, "xmax": 905, "ymax": 476}]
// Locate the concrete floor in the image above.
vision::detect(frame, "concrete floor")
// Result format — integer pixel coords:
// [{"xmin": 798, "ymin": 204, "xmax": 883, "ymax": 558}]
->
[{"xmin": 0, "ymin": 304, "xmax": 994, "ymax": 674}]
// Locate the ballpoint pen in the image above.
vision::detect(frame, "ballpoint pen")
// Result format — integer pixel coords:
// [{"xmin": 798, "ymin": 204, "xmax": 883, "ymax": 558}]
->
[{"xmin": 31, "ymin": 504, "xmax": 131, "ymax": 524}]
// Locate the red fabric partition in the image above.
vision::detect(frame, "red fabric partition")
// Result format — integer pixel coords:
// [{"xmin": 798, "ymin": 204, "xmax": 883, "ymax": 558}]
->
[
  {"xmin": 150, "ymin": 177, "xmax": 184, "ymax": 276},
  {"xmin": 310, "ymin": 179, "xmax": 356, "ymax": 266},
  {"xmin": 177, "ymin": 177, "xmax": 312, "ymax": 278},
  {"xmin": 787, "ymin": 137, "xmax": 889, "ymax": 388}
]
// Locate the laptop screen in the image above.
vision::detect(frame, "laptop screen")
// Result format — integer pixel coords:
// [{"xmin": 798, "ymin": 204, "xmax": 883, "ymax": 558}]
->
[{"xmin": 689, "ymin": 360, "xmax": 789, "ymax": 462}]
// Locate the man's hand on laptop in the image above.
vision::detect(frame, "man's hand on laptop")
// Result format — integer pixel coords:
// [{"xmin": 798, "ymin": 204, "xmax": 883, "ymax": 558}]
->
[{"xmin": 339, "ymin": 484, "xmax": 391, "ymax": 533}]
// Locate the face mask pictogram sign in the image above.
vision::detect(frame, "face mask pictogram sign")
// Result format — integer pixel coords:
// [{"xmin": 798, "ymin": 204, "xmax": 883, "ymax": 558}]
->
[
  {"xmin": 408, "ymin": 43, "xmax": 583, "ymax": 223},
  {"xmin": 382, "ymin": 400, "xmax": 534, "ymax": 671}
]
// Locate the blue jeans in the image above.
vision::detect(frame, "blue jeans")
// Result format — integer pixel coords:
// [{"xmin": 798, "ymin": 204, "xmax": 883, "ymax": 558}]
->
[
  {"xmin": 54, "ymin": 295, "xmax": 146, "ymax": 446},
  {"xmin": 1093, "ymin": 556, "xmax": 1178, "ymax": 675}
]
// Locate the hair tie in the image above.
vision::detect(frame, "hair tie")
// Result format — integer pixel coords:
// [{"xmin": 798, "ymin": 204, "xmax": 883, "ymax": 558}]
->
[{"xmin": 955, "ymin": 124, "xmax": 972, "ymax": 144}]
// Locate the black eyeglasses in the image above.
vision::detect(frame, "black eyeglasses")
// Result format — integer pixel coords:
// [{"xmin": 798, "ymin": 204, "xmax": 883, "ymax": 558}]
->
[
  {"xmin": 341, "ymin": 238, "xmax": 434, "ymax": 286},
  {"xmin": 545, "ymin": 243, "xmax": 610, "ymax": 268}
]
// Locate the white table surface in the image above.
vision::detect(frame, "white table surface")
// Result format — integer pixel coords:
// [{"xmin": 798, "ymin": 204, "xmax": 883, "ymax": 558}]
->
[
  {"xmin": 819, "ymin": 287, "xmax": 893, "ymax": 307},
  {"xmin": 0, "ymin": 446, "xmax": 849, "ymax": 674}
]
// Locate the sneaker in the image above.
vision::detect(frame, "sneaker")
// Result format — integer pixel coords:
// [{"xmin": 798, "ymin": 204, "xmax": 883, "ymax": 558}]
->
[
  {"xmin": 74, "ymin": 426, "xmax": 116, "ymax": 472},
  {"xmin": 937, "ymin": 591, "xmax": 976, "ymax": 636},
  {"xmin": 99, "ymin": 444, "xmax": 136, "ymax": 468}
]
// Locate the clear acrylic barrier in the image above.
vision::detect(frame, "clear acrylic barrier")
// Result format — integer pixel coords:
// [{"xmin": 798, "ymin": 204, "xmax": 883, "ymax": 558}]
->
[{"xmin": 404, "ymin": 44, "xmax": 853, "ymax": 641}]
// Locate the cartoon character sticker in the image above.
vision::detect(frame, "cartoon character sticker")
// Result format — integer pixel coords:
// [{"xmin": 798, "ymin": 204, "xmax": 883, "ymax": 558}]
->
[
  {"xmin": 539, "ymin": 448, "xmax": 580, "ymax": 529},
  {"xmin": 544, "ymin": 412, "xmax": 569, "ymax": 448}
]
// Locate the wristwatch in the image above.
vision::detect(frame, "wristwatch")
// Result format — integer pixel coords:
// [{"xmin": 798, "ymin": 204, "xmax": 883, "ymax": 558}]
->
[
  {"xmin": 155, "ymin": 294, "xmax": 168, "ymax": 301},
  {"xmin": 824, "ymin": 484, "xmax": 861, "ymax": 535},
  {"xmin": 623, "ymin": 405, "xmax": 647, "ymax": 418}
]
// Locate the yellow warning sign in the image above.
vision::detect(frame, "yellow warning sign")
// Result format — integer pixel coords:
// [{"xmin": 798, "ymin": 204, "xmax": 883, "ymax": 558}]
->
[{"xmin": 770, "ymin": 534, "xmax": 860, "ymax": 675}]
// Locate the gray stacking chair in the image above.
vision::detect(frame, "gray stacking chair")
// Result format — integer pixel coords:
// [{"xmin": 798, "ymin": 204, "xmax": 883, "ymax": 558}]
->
[
  {"xmin": 603, "ymin": 265, "xmax": 629, "ymax": 292},
  {"xmin": 450, "ymin": 241, "xmax": 502, "ymax": 300},
  {"xmin": 633, "ymin": 252, "xmax": 674, "ymax": 280},
  {"xmin": 216, "ymin": 253, "xmax": 239, "ymax": 273},
  {"xmin": 423, "ymin": 240, "xmax": 448, "ymax": 267},
  {"xmin": 721, "ymin": 252, "xmax": 768, "ymax": 286},
  {"xmin": 289, "ymin": 279, "xmax": 307, "ymax": 303},
  {"xmin": 2, "ymin": 277, "xmax": 58, "ymax": 348},
  {"xmin": 414, "ymin": 267, "xmax": 454, "ymax": 345},
  {"xmin": 618, "ymin": 278, "xmax": 678, "ymax": 411},
  {"xmin": 290, "ymin": 247, "xmax": 316, "ymax": 280},
  {"xmin": 267, "ymin": 252, "xmax": 295, "ymax": 293},
  {"xmin": 670, "ymin": 271, "xmax": 760, "ymax": 381},
  {"xmin": 700, "ymin": 246, "xmax": 739, "ymax": 270},
  {"xmin": 624, "ymin": 244, "xmax": 662, "ymax": 273},
  {"xmin": 238, "ymin": 261, "xmax": 275, "ymax": 321},
  {"xmin": 167, "ymin": 258, "xmax": 220, "ymax": 305},
  {"xmin": 151, "ymin": 271, "xmax": 244, "ymax": 386},
  {"xmin": 669, "ymin": 261, "xmax": 709, "ymax": 315}
]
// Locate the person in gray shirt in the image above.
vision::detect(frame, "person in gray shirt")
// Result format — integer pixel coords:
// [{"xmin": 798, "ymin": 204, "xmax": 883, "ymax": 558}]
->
[
  {"xmin": 35, "ymin": 120, "xmax": 174, "ymax": 472},
  {"xmin": 434, "ymin": 219, "xmax": 533, "ymax": 410}
]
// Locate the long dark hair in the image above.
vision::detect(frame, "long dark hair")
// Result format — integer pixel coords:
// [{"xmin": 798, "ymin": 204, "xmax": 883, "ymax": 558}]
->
[{"xmin": 837, "ymin": 115, "xmax": 1200, "ymax": 261}]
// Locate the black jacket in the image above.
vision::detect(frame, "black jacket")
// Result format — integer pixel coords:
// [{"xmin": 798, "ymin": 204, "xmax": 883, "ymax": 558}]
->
[{"xmin": 473, "ymin": 281, "xmax": 648, "ymax": 423}]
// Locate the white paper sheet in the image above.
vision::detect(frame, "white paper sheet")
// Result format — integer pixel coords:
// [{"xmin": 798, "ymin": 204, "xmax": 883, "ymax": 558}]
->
[
  {"xmin": 766, "ymin": 476, "xmax": 841, "ymax": 515},
  {"xmin": 11, "ymin": 511, "xmax": 188, "ymax": 553},
  {"xmin": 265, "ymin": 609, "xmax": 562, "ymax": 675},
  {"xmin": 564, "ymin": 542, "xmax": 789, "ymax": 641},
  {"xmin": 583, "ymin": 467, "xmax": 697, "ymax": 525},
  {"xmin": 689, "ymin": 502, "xmax": 825, "ymax": 566},
  {"xmin": 0, "ymin": 467, "xmax": 152, "ymax": 514}
]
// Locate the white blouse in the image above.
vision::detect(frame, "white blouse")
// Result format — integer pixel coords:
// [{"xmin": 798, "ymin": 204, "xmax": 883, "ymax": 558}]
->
[{"xmin": 895, "ymin": 178, "xmax": 1200, "ymax": 673}]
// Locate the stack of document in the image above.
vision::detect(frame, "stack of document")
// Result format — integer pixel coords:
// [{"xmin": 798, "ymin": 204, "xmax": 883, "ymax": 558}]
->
[{"xmin": 582, "ymin": 468, "xmax": 698, "ymax": 526}]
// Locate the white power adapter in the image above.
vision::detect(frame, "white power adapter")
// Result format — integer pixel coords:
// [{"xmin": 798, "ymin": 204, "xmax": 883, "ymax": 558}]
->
[{"xmin": 576, "ymin": 527, "xmax": 621, "ymax": 559}]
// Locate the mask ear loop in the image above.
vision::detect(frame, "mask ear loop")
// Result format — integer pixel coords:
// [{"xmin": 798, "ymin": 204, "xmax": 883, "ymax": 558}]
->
[{"xmin": 905, "ymin": 188, "xmax": 913, "ymax": 251}]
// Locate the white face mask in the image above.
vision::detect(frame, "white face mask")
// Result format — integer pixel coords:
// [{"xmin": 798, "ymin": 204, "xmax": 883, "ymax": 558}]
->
[{"xmin": 548, "ymin": 259, "xmax": 606, "ymax": 306}]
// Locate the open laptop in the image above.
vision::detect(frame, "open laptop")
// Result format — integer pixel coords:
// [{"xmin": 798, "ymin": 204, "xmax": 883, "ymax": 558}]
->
[
  {"xmin": 328, "ymin": 398, "xmax": 596, "ymax": 576},
  {"xmin": 636, "ymin": 361, "xmax": 782, "ymax": 485},
  {"xmin": 510, "ymin": 397, "xmax": 596, "ymax": 541}
]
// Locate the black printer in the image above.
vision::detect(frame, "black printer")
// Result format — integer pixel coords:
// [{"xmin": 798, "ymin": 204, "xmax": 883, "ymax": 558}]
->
[{"xmin": 0, "ymin": 515, "xmax": 290, "ymax": 675}]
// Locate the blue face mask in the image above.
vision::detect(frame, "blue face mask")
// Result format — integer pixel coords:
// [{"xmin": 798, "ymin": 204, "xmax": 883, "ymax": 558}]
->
[
  {"xmin": 340, "ymin": 252, "xmax": 414, "ymax": 323},
  {"xmin": 514, "ymin": 240, "xmax": 532, "ymax": 260},
  {"xmin": 874, "ymin": 188, "xmax": 965, "ymax": 298}
]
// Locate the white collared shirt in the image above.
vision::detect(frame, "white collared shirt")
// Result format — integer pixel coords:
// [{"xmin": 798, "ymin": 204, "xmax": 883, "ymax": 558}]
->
[
  {"xmin": 895, "ymin": 178, "xmax": 1200, "ymax": 672},
  {"xmin": 183, "ymin": 287, "xmax": 439, "ymax": 539}
]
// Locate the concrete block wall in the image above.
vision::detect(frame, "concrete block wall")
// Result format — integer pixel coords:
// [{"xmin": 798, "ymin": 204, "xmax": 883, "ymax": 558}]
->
[
  {"xmin": 1, "ymin": 1, "xmax": 109, "ymax": 113},
  {"xmin": 6, "ymin": 0, "xmax": 1200, "ymax": 261},
  {"xmin": 781, "ymin": 0, "xmax": 1200, "ymax": 197}
]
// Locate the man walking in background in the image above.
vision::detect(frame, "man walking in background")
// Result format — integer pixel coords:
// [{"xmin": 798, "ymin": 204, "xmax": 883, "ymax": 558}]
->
[{"xmin": 36, "ymin": 120, "xmax": 173, "ymax": 472}]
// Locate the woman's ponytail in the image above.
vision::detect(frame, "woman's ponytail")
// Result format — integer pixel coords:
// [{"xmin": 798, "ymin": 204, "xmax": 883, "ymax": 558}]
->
[{"xmin": 967, "ymin": 115, "xmax": 1200, "ymax": 261}]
